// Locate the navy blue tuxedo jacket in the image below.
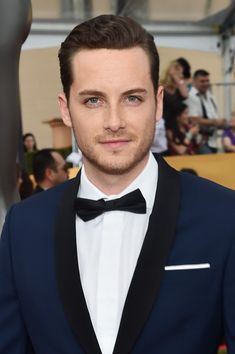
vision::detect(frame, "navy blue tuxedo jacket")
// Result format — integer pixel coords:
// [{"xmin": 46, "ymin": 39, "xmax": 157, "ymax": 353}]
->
[{"xmin": 0, "ymin": 155, "xmax": 235, "ymax": 354}]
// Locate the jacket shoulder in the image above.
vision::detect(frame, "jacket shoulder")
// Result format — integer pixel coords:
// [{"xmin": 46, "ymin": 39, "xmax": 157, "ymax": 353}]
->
[
  {"xmin": 9, "ymin": 178, "xmax": 76, "ymax": 224},
  {"xmin": 180, "ymin": 171, "xmax": 235, "ymax": 211}
]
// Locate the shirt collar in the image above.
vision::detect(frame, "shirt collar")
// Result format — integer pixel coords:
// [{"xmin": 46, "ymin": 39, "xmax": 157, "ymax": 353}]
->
[
  {"xmin": 191, "ymin": 86, "xmax": 210, "ymax": 99},
  {"xmin": 78, "ymin": 152, "xmax": 158, "ymax": 213}
]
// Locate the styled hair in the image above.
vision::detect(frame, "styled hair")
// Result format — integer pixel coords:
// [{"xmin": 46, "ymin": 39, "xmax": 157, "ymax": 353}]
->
[
  {"xmin": 193, "ymin": 69, "xmax": 209, "ymax": 79},
  {"xmin": 32, "ymin": 149, "xmax": 57, "ymax": 183},
  {"xmin": 58, "ymin": 14, "xmax": 159, "ymax": 99},
  {"xmin": 176, "ymin": 57, "xmax": 191, "ymax": 79}
]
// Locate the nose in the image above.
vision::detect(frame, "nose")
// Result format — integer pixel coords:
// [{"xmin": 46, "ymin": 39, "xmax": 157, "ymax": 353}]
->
[{"xmin": 103, "ymin": 104, "xmax": 125, "ymax": 132}]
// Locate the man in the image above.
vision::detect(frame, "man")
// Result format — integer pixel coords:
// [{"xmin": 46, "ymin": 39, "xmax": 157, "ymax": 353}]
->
[
  {"xmin": 0, "ymin": 15, "xmax": 235, "ymax": 354},
  {"xmin": 32, "ymin": 148, "xmax": 69, "ymax": 193},
  {"xmin": 186, "ymin": 69, "xmax": 226, "ymax": 154}
]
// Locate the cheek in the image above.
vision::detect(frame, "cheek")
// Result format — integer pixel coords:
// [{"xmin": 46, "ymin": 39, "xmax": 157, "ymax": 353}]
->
[
  {"xmin": 72, "ymin": 119, "xmax": 95, "ymax": 146},
  {"xmin": 138, "ymin": 113, "xmax": 156, "ymax": 135}
]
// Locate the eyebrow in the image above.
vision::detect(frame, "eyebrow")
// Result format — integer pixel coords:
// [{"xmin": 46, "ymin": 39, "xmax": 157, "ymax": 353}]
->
[
  {"xmin": 78, "ymin": 90, "xmax": 105, "ymax": 97},
  {"xmin": 77, "ymin": 88, "xmax": 148, "ymax": 97},
  {"xmin": 123, "ymin": 88, "xmax": 148, "ymax": 95}
]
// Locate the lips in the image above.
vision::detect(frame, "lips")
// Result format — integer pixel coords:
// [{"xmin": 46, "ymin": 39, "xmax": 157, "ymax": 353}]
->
[{"xmin": 100, "ymin": 139, "xmax": 130, "ymax": 149}]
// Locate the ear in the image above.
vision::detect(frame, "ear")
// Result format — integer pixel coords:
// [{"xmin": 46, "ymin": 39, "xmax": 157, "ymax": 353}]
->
[
  {"xmin": 44, "ymin": 167, "xmax": 55, "ymax": 182},
  {"xmin": 155, "ymin": 86, "xmax": 164, "ymax": 123},
  {"xmin": 58, "ymin": 93, "xmax": 72, "ymax": 128}
]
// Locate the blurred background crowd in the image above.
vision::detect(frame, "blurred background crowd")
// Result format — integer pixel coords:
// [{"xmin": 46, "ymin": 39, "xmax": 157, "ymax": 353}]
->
[
  {"xmin": 18, "ymin": 55, "xmax": 235, "ymax": 200},
  {"xmin": 10, "ymin": 0, "xmax": 235, "ymax": 224}
]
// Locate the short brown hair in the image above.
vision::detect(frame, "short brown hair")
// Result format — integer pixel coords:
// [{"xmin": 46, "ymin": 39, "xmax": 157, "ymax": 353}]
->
[{"xmin": 58, "ymin": 14, "xmax": 159, "ymax": 99}]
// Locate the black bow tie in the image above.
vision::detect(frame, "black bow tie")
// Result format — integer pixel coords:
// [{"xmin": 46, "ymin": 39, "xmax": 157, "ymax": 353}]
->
[{"xmin": 74, "ymin": 188, "xmax": 146, "ymax": 222}]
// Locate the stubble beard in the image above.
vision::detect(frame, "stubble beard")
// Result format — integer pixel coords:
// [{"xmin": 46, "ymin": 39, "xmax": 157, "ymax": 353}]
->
[{"xmin": 76, "ymin": 125, "xmax": 156, "ymax": 176}]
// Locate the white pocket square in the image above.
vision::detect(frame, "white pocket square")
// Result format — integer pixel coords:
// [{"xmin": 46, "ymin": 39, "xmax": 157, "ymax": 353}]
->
[{"xmin": 164, "ymin": 263, "xmax": 210, "ymax": 271}]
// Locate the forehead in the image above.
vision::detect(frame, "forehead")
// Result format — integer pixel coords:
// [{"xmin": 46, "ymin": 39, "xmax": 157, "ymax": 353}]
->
[
  {"xmin": 51, "ymin": 152, "xmax": 64, "ymax": 164},
  {"xmin": 196, "ymin": 75, "xmax": 210, "ymax": 82},
  {"xmin": 70, "ymin": 47, "xmax": 153, "ymax": 91}
]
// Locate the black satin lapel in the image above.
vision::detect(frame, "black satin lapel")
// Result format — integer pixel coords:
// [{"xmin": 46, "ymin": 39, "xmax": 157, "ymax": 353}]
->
[
  {"xmin": 113, "ymin": 154, "xmax": 181, "ymax": 354},
  {"xmin": 55, "ymin": 172, "xmax": 102, "ymax": 354}
]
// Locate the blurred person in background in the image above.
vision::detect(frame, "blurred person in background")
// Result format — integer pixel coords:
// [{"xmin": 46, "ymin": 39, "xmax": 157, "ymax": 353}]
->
[
  {"xmin": 186, "ymin": 69, "xmax": 226, "ymax": 154},
  {"xmin": 166, "ymin": 102, "xmax": 199, "ymax": 155},
  {"xmin": 176, "ymin": 57, "xmax": 192, "ymax": 90},
  {"xmin": 161, "ymin": 60, "xmax": 189, "ymax": 130},
  {"xmin": 32, "ymin": 148, "xmax": 69, "ymax": 193},
  {"xmin": 151, "ymin": 118, "xmax": 168, "ymax": 155},
  {"xmin": 16, "ymin": 163, "xmax": 34, "ymax": 199},
  {"xmin": 222, "ymin": 112, "xmax": 235, "ymax": 152},
  {"xmin": 23, "ymin": 133, "xmax": 38, "ymax": 152}
]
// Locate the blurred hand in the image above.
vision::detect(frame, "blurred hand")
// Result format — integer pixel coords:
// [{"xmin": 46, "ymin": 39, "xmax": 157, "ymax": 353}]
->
[
  {"xmin": 169, "ymin": 65, "xmax": 182, "ymax": 82},
  {"xmin": 214, "ymin": 118, "xmax": 226, "ymax": 128},
  {"xmin": 189, "ymin": 124, "xmax": 200, "ymax": 136}
]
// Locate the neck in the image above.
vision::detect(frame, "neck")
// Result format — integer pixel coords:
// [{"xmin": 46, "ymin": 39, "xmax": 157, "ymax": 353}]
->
[
  {"xmin": 166, "ymin": 86, "xmax": 176, "ymax": 95},
  {"xmin": 38, "ymin": 181, "xmax": 53, "ymax": 190},
  {"xmin": 198, "ymin": 90, "xmax": 206, "ymax": 97},
  {"xmin": 83, "ymin": 155, "xmax": 149, "ymax": 195}
]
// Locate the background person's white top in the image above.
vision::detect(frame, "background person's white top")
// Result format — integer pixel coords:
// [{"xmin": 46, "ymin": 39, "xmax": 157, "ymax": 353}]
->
[
  {"xmin": 186, "ymin": 86, "xmax": 219, "ymax": 148},
  {"xmin": 76, "ymin": 153, "xmax": 158, "ymax": 354},
  {"xmin": 151, "ymin": 118, "xmax": 168, "ymax": 153}
]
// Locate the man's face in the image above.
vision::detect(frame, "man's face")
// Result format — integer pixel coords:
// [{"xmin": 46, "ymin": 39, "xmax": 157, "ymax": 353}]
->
[
  {"xmin": 59, "ymin": 47, "xmax": 163, "ymax": 179},
  {"xmin": 194, "ymin": 75, "xmax": 210, "ymax": 94},
  {"xmin": 51, "ymin": 151, "xmax": 68, "ymax": 185}
]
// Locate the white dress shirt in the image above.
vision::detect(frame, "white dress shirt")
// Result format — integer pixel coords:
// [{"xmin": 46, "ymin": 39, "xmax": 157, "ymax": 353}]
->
[{"xmin": 76, "ymin": 153, "xmax": 158, "ymax": 354}]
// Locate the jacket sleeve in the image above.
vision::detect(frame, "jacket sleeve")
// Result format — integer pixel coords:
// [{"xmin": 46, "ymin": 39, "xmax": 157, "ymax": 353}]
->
[
  {"xmin": 0, "ymin": 207, "xmax": 34, "ymax": 354},
  {"xmin": 223, "ymin": 232, "xmax": 235, "ymax": 352}
]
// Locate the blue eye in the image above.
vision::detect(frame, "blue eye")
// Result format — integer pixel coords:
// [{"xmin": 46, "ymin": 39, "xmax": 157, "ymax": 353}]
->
[
  {"xmin": 127, "ymin": 95, "xmax": 139, "ymax": 102},
  {"xmin": 87, "ymin": 97, "xmax": 99, "ymax": 104},
  {"xmin": 126, "ymin": 95, "xmax": 142, "ymax": 105},
  {"xmin": 84, "ymin": 97, "xmax": 102, "ymax": 108}
]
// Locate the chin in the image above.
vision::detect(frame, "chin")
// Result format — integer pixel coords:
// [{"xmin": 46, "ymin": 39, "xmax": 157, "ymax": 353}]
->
[
  {"xmin": 96, "ymin": 163, "xmax": 134, "ymax": 175},
  {"xmin": 88, "ymin": 151, "xmax": 148, "ymax": 176}
]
